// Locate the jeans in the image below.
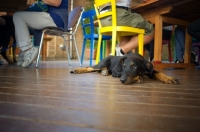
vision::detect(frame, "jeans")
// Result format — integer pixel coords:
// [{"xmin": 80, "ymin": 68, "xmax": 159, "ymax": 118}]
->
[
  {"xmin": 29, "ymin": 29, "xmax": 42, "ymax": 47},
  {"xmin": 144, "ymin": 29, "xmax": 171, "ymax": 61},
  {"xmin": 175, "ymin": 27, "xmax": 185, "ymax": 61}
]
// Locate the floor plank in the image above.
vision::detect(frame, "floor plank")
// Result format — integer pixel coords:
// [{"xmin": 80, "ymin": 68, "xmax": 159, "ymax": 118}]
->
[{"xmin": 0, "ymin": 60, "xmax": 200, "ymax": 132}]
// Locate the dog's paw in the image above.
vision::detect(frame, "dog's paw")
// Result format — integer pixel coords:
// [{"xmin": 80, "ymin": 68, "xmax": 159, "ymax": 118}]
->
[
  {"xmin": 101, "ymin": 69, "xmax": 109, "ymax": 76},
  {"xmin": 70, "ymin": 67, "xmax": 93, "ymax": 74},
  {"xmin": 70, "ymin": 69, "xmax": 83, "ymax": 74},
  {"xmin": 112, "ymin": 73, "xmax": 121, "ymax": 77},
  {"xmin": 163, "ymin": 77, "xmax": 179, "ymax": 85},
  {"xmin": 133, "ymin": 76, "xmax": 143, "ymax": 83}
]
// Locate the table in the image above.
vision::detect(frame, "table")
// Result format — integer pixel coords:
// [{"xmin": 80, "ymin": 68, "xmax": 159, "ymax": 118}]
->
[
  {"xmin": 132, "ymin": 0, "xmax": 200, "ymax": 70},
  {"xmin": 0, "ymin": 0, "xmax": 28, "ymax": 12}
]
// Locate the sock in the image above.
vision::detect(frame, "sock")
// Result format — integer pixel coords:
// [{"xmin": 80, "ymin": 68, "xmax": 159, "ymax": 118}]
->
[{"xmin": 120, "ymin": 49, "xmax": 125, "ymax": 55}]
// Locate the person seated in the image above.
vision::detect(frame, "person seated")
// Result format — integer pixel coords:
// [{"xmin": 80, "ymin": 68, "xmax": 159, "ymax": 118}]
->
[
  {"xmin": 13, "ymin": 0, "xmax": 69, "ymax": 67},
  {"xmin": 174, "ymin": 27, "xmax": 185, "ymax": 63},
  {"xmin": 144, "ymin": 26, "xmax": 186, "ymax": 63},
  {"xmin": 100, "ymin": 0, "xmax": 154, "ymax": 56}
]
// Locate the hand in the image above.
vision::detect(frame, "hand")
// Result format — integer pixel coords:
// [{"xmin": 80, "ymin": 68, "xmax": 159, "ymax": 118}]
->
[{"xmin": 0, "ymin": 17, "xmax": 5, "ymax": 25}]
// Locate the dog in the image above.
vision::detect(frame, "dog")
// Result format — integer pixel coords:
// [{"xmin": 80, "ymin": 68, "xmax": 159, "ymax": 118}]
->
[
  {"xmin": 70, "ymin": 53, "xmax": 179, "ymax": 85},
  {"xmin": 0, "ymin": 15, "xmax": 16, "ymax": 65}
]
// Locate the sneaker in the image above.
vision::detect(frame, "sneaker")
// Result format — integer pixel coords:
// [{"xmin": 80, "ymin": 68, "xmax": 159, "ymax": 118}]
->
[
  {"xmin": 22, "ymin": 47, "xmax": 38, "ymax": 67},
  {"xmin": 174, "ymin": 60, "xmax": 184, "ymax": 63},
  {"xmin": 17, "ymin": 51, "xmax": 25, "ymax": 66},
  {"xmin": 116, "ymin": 47, "xmax": 124, "ymax": 56}
]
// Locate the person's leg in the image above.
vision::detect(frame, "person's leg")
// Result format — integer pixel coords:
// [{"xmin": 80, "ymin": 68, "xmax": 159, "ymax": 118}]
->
[
  {"xmin": 101, "ymin": 8, "xmax": 154, "ymax": 54},
  {"xmin": 33, "ymin": 30, "xmax": 43, "ymax": 47},
  {"xmin": 13, "ymin": 11, "xmax": 56, "ymax": 67},
  {"xmin": 162, "ymin": 29, "xmax": 171, "ymax": 40},
  {"xmin": 13, "ymin": 11, "xmax": 56, "ymax": 51},
  {"xmin": 187, "ymin": 19, "xmax": 200, "ymax": 41},
  {"xmin": 174, "ymin": 27, "xmax": 185, "ymax": 63},
  {"xmin": 144, "ymin": 39, "xmax": 154, "ymax": 61},
  {"xmin": 119, "ymin": 33, "xmax": 154, "ymax": 53}
]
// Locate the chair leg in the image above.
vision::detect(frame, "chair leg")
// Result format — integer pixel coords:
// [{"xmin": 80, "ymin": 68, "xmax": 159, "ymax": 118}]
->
[
  {"xmin": 100, "ymin": 41, "xmax": 103, "ymax": 60},
  {"xmin": 81, "ymin": 38, "xmax": 87, "ymax": 65},
  {"xmin": 111, "ymin": 31, "xmax": 117, "ymax": 56},
  {"xmin": 102, "ymin": 40, "xmax": 106, "ymax": 58},
  {"xmin": 138, "ymin": 33, "xmax": 144, "ymax": 56},
  {"xmin": 96, "ymin": 34, "xmax": 102, "ymax": 64},
  {"xmin": 36, "ymin": 31, "xmax": 45, "ymax": 68},
  {"xmin": 63, "ymin": 36, "xmax": 71, "ymax": 66},
  {"xmin": 168, "ymin": 42, "xmax": 172, "ymax": 63},
  {"xmin": 73, "ymin": 35, "xmax": 82, "ymax": 67},
  {"xmin": 89, "ymin": 39, "xmax": 95, "ymax": 66}
]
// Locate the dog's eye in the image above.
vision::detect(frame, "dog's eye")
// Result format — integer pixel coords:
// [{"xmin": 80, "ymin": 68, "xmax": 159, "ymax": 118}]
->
[{"xmin": 131, "ymin": 65, "xmax": 137, "ymax": 70}]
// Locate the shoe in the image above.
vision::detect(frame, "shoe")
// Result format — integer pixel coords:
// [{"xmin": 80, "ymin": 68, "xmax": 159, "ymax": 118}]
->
[
  {"xmin": 17, "ymin": 51, "xmax": 25, "ymax": 66},
  {"xmin": 22, "ymin": 47, "xmax": 38, "ymax": 67},
  {"xmin": 115, "ymin": 47, "xmax": 124, "ymax": 56},
  {"xmin": 174, "ymin": 60, "xmax": 184, "ymax": 63}
]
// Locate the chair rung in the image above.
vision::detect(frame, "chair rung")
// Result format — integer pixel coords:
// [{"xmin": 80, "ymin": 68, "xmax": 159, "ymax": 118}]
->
[
  {"xmin": 98, "ymin": 12, "xmax": 112, "ymax": 19},
  {"xmin": 100, "ymin": 26, "xmax": 145, "ymax": 34}
]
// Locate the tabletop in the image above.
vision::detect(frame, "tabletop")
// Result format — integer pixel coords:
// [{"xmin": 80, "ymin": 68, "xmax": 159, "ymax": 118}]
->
[
  {"xmin": 132, "ymin": 0, "xmax": 200, "ymax": 22},
  {"xmin": 0, "ymin": 0, "xmax": 29, "ymax": 12}
]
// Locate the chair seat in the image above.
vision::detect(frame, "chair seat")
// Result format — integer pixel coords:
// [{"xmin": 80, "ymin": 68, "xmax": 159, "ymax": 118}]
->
[
  {"xmin": 84, "ymin": 34, "xmax": 111, "ymax": 40},
  {"xmin": 43, "ymin": 26, "xmax": 71, "ymax": 36},
  {"xmin": 43, "ymin": 26, "xmax": 69, "ymax": 32},
  {"xmin": 100, "ymin": 26, "xmax": 145, "ymax": 36}
]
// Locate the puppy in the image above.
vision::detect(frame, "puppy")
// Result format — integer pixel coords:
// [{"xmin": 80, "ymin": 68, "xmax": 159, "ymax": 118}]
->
[{"xmin": 71, "ymin": 53, "xmax": 179, "ymax": 85}]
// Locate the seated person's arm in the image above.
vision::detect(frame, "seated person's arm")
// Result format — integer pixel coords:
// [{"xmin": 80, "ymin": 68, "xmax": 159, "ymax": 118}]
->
[{"xmin": 42, "ymin": 0, "xmax": 62, "ymax": 7}]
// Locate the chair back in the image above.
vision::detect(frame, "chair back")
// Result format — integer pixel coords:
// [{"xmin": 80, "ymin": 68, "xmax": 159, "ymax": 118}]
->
[
  {"xmin": 94, "ymin": 0, "xmax": 117, "ymax": 29},
  {"xmin": 94, "ymin": 0, "xmax": 145, "ymax": 64},
  {"xmin": 81, "ymin": 9, "xmax": 96, "ymax": 38},
  {"xmin": 68, "ymin": 6, "xmax": 84, "ymax": 32}
]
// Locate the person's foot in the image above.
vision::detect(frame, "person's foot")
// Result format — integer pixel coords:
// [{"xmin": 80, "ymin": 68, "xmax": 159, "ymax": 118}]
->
[
  {"xmin": 174, "ymin": 60, "xmax": 184, "ymax": 63},
  {"xmin": 115, "ymin": 47, "xmax": 124, "ymax": 56},
  {"xmin": 22, "ymin": 47, "xmax": 38, "ymax": 67},
  {"xmin": 17, "ymin": 51, "xmax": 25, "ymax": 66}
]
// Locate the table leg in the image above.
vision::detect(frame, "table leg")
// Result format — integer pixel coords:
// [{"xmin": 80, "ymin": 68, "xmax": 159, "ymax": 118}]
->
[
  {"xmin": 184, "ymin": 29, "xmax": 192, "ymax": 63},
  {"xmin": 154, "ymin": 15, "xmax": 163, "ymax": 62},
  {"xmin": 41, "ymin": 40, "xmax": 48, "ymax": 61}
]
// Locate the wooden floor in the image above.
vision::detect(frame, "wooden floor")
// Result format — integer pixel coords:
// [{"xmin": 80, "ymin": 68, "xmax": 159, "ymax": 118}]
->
[{"xmin": 0, "ymin": 60, "xmax": 200, "ymax": 132}]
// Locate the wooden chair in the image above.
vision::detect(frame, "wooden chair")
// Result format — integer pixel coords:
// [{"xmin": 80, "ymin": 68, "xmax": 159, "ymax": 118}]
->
[
  {"xmin": 94, "ymin": 0, "xmax": 145, "ymax": 64},
  {"xmin": 35, "ymin": 6, "xmax": 84, "ymax": 68}
]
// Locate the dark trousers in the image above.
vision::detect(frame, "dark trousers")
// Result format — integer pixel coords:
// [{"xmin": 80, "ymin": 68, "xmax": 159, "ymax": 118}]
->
[
  {"xmin": 144, "ymin": 29, "xmax": 171, "ymax": 61},
  {"xmin": 29, "ymin": 29, "xmax": 42, "ymax": 47},
  {"xmin": 187, "ymin": 19, "xmax": 200, "ymax": 41}
]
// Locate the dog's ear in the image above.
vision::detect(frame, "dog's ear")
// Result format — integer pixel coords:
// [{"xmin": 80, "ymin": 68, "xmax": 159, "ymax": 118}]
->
[
  {"xmin": 115, "ymin": 56, "xmax": 127, "ymax": 71},
  {"xmin": 119, "ymin": 56, "xmax": 127, "ymax": 64},
  {"xmin": 145, "ymin": 61, "xmax": 154, "ymax": 77}
]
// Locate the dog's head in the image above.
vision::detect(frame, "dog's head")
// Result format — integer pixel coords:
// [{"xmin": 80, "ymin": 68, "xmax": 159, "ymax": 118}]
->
[{"xmin": 115, "ymin": 53, "xmax": 154, "ymax": 85}]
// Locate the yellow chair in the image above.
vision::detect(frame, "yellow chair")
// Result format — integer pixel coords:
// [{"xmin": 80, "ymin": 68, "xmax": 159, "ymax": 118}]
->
[{"xmin": 94, "ymin": 0, "xmax": 145, "ymax": 64}]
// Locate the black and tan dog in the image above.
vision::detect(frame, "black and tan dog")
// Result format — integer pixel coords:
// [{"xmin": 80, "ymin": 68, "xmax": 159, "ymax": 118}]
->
[{"xmin": 70, "ymin": 53, "xmax": 179, "ymax": 85}]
